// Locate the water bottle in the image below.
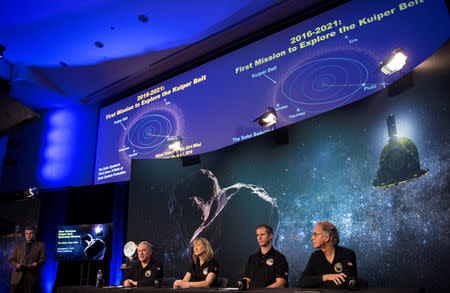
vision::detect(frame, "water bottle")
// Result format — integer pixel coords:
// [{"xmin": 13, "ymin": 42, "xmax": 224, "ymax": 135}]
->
[{"xmin": 96, "ymin": 270, "xmax": 104, "ymax": 288}]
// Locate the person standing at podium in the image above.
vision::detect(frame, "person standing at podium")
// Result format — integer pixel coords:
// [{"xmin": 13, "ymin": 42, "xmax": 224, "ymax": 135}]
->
[
  {"xmin": 8, "ymin": 226, "xmax": 46, "ymax": 293},
  {"xmin": 121, "ymin": 241, "xmax": 163, "ymax": 287}
]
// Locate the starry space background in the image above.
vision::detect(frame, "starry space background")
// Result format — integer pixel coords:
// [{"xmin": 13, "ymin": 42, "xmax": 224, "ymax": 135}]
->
[{"xmin": 128, "ymin": 42, "xmax": 450, "ymax": 290}]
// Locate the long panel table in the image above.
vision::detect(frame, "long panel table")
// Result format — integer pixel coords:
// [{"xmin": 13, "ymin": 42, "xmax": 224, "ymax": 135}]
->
[{"xmin": 56, "ymin": 287, "xmax": 424, "ymax": 293}]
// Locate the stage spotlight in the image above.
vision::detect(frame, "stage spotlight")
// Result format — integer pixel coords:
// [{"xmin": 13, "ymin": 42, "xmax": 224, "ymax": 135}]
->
[
  {"xmin": 168, "ymin": 136, "xmax": 183, "ymax": 153},
  {"xmin": 253, "ymin": 107, "xmax": 278, "ymax": 127},
  {"xmin": 377, "ymin": 48, "xmax": 407, "ymax": 75}
]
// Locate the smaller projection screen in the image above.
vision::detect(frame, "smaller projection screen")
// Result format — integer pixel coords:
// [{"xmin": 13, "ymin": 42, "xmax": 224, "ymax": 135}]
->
[{"xmin": 55, "ymin": 223, "xmax": 112, "ymax": 262}]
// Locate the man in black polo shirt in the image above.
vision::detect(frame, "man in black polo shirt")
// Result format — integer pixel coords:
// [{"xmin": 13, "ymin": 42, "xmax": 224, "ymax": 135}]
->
[
  {"xmin": 122, "ymin": 241, "xmax": 163, "ymax": 287},
  {"xmin": 243, "ymin": 224, "xmax": 288, "ymax": 288},
  {"xmin": 298, "ymin": 221, "xmax": 358, "ymax": 289}
]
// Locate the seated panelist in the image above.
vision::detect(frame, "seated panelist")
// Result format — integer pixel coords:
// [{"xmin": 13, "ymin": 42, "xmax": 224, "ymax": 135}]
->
[
  {"xmin": 298, "ymin": 221, "xmax": 358, "ymax": 289},
  {"xmin": 173, "ymin": 237, "xmax": 218, "ymax": 289},
  {"xmin": 241, "ymin": 224, "xmax": 289, "ymax": 289},
  {"xmin": 121, "ymin": 241, "xmax": 163, "ymax": 287}
]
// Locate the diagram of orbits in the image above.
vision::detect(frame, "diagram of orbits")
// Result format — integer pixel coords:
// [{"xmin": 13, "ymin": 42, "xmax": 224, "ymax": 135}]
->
[{"xmin": 372, "ymin": 114, "xmax": 428, "ymax": 188}]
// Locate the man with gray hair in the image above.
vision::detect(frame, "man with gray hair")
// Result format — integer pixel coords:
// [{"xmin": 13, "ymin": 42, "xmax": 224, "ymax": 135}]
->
[
  {"xmin": 121, "ymin": 241, "xmax": 163, "ymax": 287},
  {"xmin": 298, "ymin": 221, "xmax": 358, "ymax": 289}
]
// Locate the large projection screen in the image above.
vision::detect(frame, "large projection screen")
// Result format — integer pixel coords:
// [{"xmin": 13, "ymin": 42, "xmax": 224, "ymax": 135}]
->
[{"xmin": 94, "ymin": 0, "xmax": 450, "ymax": 184}]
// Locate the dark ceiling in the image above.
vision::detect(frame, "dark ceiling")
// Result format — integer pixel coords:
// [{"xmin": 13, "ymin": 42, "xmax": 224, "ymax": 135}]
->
[{"xmin": 0, "ymin": 0, "xmax": 343, "ymax": 110}]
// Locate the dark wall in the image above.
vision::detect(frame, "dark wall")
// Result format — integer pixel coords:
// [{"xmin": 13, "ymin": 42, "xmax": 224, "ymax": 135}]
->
[
  {"xmin": 0, "ymin": 79, "xmax": 40, "ymax": 137},
  {"xmin": 0, "ymin": 105, "xmax": 98, "ymax": 192}
]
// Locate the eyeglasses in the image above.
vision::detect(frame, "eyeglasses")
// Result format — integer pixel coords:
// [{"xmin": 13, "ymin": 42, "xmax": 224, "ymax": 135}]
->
[{"xmin": 312, "ymin": 233, "xmax": 323, "ymax": 238}]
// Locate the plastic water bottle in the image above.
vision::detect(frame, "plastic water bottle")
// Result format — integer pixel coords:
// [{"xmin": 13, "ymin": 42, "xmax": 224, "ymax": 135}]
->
[{"xmin": 96, "ymin": 270, "xmax": 104, "ymax": 288}]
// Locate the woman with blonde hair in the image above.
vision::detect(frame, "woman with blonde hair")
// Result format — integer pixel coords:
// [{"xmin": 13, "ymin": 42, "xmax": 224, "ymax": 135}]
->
[{"xmin": 173, "ymin": 237, "xmax": 219, "ymax": 288}]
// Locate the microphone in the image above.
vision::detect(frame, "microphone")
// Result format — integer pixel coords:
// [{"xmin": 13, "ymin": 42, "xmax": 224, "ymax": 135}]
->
[
  {"xmin": 237, "ymin": 279, "xmax": 248, "ymax": 291},
  {"xmin": 348, "ymin": 277, "xmax": 358, "ymax": 290},
  {"xmin": 154, "ymin": 279, "xmax": 161, "ymax": 288}
]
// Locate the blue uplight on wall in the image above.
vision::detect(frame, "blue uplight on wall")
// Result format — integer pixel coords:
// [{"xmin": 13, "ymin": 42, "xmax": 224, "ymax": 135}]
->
[
  {"xmin": 38, "ymin": 106, "xmax": 98, "ymax": 187},
  {"xmin": 39, "ymin": 109, "xmax": 76, "ymax": 186},
  {"xmin": 35, "ymin": 106, "xmax": 98, "ymax": 291}
]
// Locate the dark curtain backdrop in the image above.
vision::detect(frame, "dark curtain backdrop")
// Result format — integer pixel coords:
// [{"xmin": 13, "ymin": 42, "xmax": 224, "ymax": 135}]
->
[
  {"xmin": 53, "ymin": 183, "xmax": 116, "ymax": 289},
  {"xmin": 49, "ymin": 182, "xmax": 128, "ymax": 291},
  {"xmin": 37, "ymin": 188, "xmax": 69, "ymax": 293},
  {"xmin": 0, "ymin": 135, "xmax": 7, "ymax": 182},
  {"xmin": 110, "ymin": 182, "xmax": 128, "ymax": 286}
]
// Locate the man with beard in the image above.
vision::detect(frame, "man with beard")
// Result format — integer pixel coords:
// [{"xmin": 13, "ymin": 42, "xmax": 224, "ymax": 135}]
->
[{"xmin": 242, "ymin": 224, "xmax": 288, "ymax": 288}]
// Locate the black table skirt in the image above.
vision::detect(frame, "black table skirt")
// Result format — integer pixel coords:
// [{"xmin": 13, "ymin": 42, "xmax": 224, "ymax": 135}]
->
[{"xmin": 56, "ymin": 286, "xmax": 423, "ymax": 293}]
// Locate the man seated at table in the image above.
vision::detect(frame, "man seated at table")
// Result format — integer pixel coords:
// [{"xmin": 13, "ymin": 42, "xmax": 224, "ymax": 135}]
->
[
  {"xmin": 298, "ymin": 221, "xmax": 358, "ymax": 289},
  {"xmin": 242, "ymin": 224, "xmax": 289, "ymax": 288},
  {"xmin": 121, "ymin": 241, "xmax": 163, "ymax": 287}
]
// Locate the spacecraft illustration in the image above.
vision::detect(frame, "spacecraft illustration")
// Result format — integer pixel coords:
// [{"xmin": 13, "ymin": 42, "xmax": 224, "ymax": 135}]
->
[
  {"xmin": 82, "ymin": 234, "xmax": 106, "ymax": 260},
  {"xmin": 373, "ymin": 114, "xmax": 428, "ymax": 188}
]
